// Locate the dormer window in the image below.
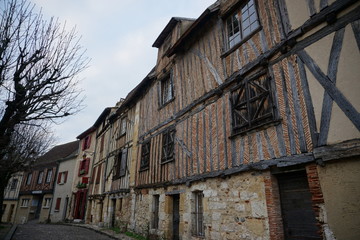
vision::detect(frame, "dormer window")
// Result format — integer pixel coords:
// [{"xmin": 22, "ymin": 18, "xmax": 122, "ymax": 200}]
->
[{"xmin": 226, "ymin": 0, "xmax": 259, "ymax": 49}]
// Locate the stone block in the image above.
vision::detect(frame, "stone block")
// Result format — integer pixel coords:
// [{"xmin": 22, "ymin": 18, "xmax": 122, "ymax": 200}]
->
[{"xmin": 209, "ymin": 202, "xmax": 227, "ymax": 210}]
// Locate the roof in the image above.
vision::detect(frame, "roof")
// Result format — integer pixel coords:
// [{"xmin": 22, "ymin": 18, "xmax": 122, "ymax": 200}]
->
[
  {"xmin": 152, "ymin": 17, "xmax": 195, "ymax": 48},
  {"xmin": 77, "ymin": 107, "xmax": 112, "ymax": 139},
  {"xmin": 167, "ymin": 1, "xmax": 220, "ymax": 56},
  {"xmin": 35, "ymin": 140, "xmax": 79, "ymax": 166}
]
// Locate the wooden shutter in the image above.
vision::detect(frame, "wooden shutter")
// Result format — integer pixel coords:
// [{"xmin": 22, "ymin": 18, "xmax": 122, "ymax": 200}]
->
[
  {"xmin": 113, "ymin": 153, "xmax": 120, "ymax": 179},
  {"xmin": 57, "ymin": 172, "xmax": 62, "ymax": 184},
  {"xmin": 64, "ymin": 171, "xmax": 68, "ymax": 183},
  {"xmin": 119, "ymin": 149, "xmax": 127, "ymax": 177},
  {"xmin": 78, "ymin": 161, "xmax": 83, "ymax": 176},
  {"xmin": 55, "ymin": 198, "xmax": 61, "ymax": 210},
  {"xmin": 84, "ymin": 158, "xmax": 90, "ymax": 174}
]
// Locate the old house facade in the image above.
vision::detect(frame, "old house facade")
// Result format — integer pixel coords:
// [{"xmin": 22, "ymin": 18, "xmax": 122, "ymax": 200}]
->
[
  {"xmin": 86, "ymin": 107, "xmax": 115, "ymax": 226},
  {"xmin": 70, "ymin": 127, "xmax": 97, "ymax": 221},
  {"xmin": 125, "ymin": 0, "xmax": 360, "ymax": 240},
  {"xmin": 15, "ymin": 141, "xmax": 78, "ymax": 223},
  {"xmin": 50, "ymin": 141, "xmax": 79, "ymax": 222},
  {"xmin": 1, "ymin": 172, "xmax": 23, "ymax": 223},
  {"xmin": 31, "ymin": 0, "xmax": 358, "ymax": 239}
]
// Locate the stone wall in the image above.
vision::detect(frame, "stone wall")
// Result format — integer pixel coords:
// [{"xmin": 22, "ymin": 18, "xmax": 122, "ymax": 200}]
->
[{"xmin": 132, "ymin": 171, "xmax": 270, "ymax": 240}]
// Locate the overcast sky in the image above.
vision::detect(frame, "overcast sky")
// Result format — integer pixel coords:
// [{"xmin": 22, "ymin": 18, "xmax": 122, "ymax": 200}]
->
[{"xmin": 31, "ymin": 0, "xmax": 215, "ymax": 144}]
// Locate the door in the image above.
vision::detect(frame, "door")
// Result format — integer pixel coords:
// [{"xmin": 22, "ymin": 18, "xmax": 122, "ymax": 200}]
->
[
  {"xmin": 172, "ymin": 194, "xmax": 180, "ymax": 240},
  {"xmin": 74, "ymin": 189, "xmax": 88, "ymax": 219},
  {"xmin": 277, "ymin": 171, "xmax": 321, "ymax": 240},
  {"xmin": 62, "ymin": 197, "xmax": 69, "ymax": 220},
  {"xmin": 111, "ymin": 199, "xmax": 116, "ymax": 227},
  {"xmin": 34, "ymin": 196, "xmax": 43, "ymax": 219},
  {"xmin": 7, "ymin": 204, "xmax": 15, "ymax": 222}
]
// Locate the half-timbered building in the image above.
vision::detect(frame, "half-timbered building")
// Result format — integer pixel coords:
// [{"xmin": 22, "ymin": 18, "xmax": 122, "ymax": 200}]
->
[
  {"xmin": 128, "ymin": 0, "xmax": 360, "ymax": 239},
  {"xmin": 1, "ymin": 172, "xmax": 23, "ymax": 223}
]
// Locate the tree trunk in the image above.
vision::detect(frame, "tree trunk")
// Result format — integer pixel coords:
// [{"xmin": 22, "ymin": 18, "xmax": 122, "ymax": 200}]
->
[{"xmin": 0, "ymin": 171, "xmax": 11, "ymax": 223}]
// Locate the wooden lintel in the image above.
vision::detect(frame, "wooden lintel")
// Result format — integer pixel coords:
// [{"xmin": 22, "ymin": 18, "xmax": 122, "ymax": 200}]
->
[
  {"xmin": 314, "ymin": 139, "xmax": 360, "ymax": 162},
  {"xmin": 135, "ymin": 154, "xmax": 315, "ymax": 190}
]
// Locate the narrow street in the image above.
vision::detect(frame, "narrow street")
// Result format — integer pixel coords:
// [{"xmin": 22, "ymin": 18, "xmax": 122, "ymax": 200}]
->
[{"xmin": 11, "ymin": 220, "xmax": 115, "ymax": 240}]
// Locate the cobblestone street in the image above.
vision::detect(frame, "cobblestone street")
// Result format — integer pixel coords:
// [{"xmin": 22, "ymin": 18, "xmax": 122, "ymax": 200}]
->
[{"xmin": 11, "ymin": 221, "xmax": 115, "ymax": 240}]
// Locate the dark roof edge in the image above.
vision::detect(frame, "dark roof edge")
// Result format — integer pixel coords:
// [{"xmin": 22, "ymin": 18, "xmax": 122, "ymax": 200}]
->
[
  {"xmin": 116, "ymin": 67, "xmax": 156, "ymax": 115},
  {"xmin": 167, "ymin": 1, "xmax": 220, "ymax": 56},
  {"xmin": 152, "ymin": 17, "xmax": 196, "ymax": 48}
]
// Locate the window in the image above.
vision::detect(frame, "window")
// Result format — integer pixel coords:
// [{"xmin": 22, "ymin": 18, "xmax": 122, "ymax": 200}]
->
[
  {"xmin": 46, "ymin": 169, "xmax": 53, "ymax": 183},
  {"xmin": 192, "ymin": 191, "xmax": 204, "ymax": 237},
  {"xmin": 161, "ymin": 129, "xmax": 175, "ymax": 163},
  {"xmin": 37, "ymin": 171, "xmax": 44, "ymax": 184},
  {"xmin": 226, "ymin": 0, "xmax": 259, "ymax": 49},
  {"xmin": 152, "ymin": 195, "xmax": 160, "ymax": 229},
  {"xmin": 57, "ymin": 171, "xmax": 68, "ymax": 184},
  {"xmin": 140, "ymin": 141, "xmax": 151, "ymax": 171},
  {"xmin": 119, "ymin": 117, "xmax": 127, "ymax": 136},
  {"xmin": 82, "ymin": 135, "xmax": 91, "ymax": 150},
  {"xmin": 55, "ymin": 198, "xmax": 61, "ymax": 211},
  {"xmin": 10, "ymin": 179, "xmax": 18, "ymax": 190},
  {"xmin": 95, "ymin": 164, "xmax": 102, "ymax": 184},
  {"xmin": 160, "ymin": 73, "xmax": 174, "ymax": 106},
  {"xmin": 230, "ymin": 74, "xmax": 274, "ymax": 135},
  {"xmin": 113, "ymin": 149, "xmax": 127, "ymax": 179},
  {"xmin": 21, "ymin": 199, "xmax": 29, "ymax": 207},
  {"xmin": 43, "ymin": 198, "xmax": 51, "ymax": 208},
  {"xmin": 78, "ymin": 157, "xmax": 90, "ymax": 176},
  {"xmin": 26, "ymin": 173, "xmax": 32, "ymax": 185}
]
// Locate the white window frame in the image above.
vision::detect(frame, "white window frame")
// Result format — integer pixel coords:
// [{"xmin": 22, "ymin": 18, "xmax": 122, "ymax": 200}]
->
[
  {"xmin": 225, "ymin": 0, "xmax": 260, "ymax": 49},
  {"xmin": 43, "ymin": 198, "xmax": 52, "ymax": 208},
  {"xmin": 21, "ymin": 199, "xmax": 29, "ymax": 207},
  {"xmin": 46, "ymin": 169, "xmax": 53, "ymax": 183}
]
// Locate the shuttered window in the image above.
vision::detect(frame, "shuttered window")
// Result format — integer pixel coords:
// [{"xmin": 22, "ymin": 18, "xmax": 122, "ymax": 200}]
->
[
  {"xmin": 161, "ymin": 129, "xmax": 175, "ymax": 163},
  {"xmin": 78, "ymin": 158, "xmax": 90, "ymax": 176},
  {"xmin": 140, "ymin": 141, "xmax": 151, "ymax": 171},
  {"xmin": 230, "ymin": 73, "xmax": 274, "ymax": 134},
  {"xmin": 55, "ymin": 198, "xmax": 61, "ymax": 211}
]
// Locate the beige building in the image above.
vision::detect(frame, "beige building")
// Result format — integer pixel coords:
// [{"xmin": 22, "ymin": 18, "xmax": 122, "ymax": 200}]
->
[
  {"xmin": 15, "ymin": 141, "xmax": 79, "ymax": 224},
  {"xmin": 1, "ymin": 172, "xmax": 23, "ymax": 223},
  {"xmin": 50, "ymin": 143, "xmax": 79, "ymax": 222}
]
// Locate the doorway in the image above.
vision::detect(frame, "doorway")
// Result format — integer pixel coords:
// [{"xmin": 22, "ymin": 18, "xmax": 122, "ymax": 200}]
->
[
  {"xmin": 34, "ymin": 196, "xmax": 43, "ymax": 219},
  {"xmin": 172, "ymin": 194, "xmax": 180, "ymax": 240},
  {"xmin": 277, "ymin": 171, "xmax": 321, "ymax": 239}
]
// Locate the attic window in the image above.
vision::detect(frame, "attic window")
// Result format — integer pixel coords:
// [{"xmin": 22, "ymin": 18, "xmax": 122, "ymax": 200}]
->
[
  {"xmin": 226, "ymin": 0, "xmax": 260, "ymax": 49},
  {"xmin": 160, "ymin": 72, "xmax": 174, "ymax": 106},
  {"xmin": 162, "ymin": 34, "xmax": 171, "ymax": 56}
]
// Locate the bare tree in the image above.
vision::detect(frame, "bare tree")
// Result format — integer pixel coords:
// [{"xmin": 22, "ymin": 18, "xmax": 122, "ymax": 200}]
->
[{"xmin": 0, "ymin": 0, "xmax": 88, "ymax": 220}]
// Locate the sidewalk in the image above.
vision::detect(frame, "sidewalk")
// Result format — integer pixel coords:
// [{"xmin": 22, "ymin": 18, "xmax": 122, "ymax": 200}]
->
[{"xmin": 66, "ymin": 223, "xmax": 138, "ymax": 240}]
